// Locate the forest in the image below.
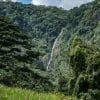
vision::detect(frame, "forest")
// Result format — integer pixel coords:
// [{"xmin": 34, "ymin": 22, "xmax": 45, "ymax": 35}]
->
[{"xmin": 0, "ymin": 0, "xmax": 100, "ymax": 100}]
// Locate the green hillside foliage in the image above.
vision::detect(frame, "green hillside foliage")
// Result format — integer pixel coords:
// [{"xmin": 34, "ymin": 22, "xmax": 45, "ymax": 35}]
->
[
  {"xmin": 48, "ymin": 0, "xmax": 100, "ymax": 85},
  {"xmin": 0, "ymin": 16, "xmax": 54, "ymax": 91},
  {"xmin": 0, "ymin": 0, "xmax": 100, "ymax": 99},
  {"xmin": 0, "ymin": 1, "xmax": 68, "ymax": 53},
  {"xmin": 68, "ymin": 38, "xmax": 100, "ymax": 99},
  {"xmin": 0, "ymin": 1, "xmax": 69, "ymax": 75}
]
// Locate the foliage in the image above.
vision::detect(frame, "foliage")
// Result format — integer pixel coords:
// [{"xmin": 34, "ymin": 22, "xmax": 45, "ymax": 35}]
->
[
  {"xmin": 0, "ymin": 16, "xmax": 54, "ymax": 91},
  {"xmin": 0, "ymin": 85, "xmax": 76, "ymax": 100},
  {"xmin": 80, "ymin": 89, "xmax": 100, "ymax": 100},
  {"xmin": 0, "ymin": 1, "xmax": 68, "ymax": 53},
  {"xmin": 69, "ymin": 38, "xmax": 100, "ymax": 99},
  {"xmin": 0, "ymin": 0, "xmax": 99, "ymax": 98},
  {"xmin": 47, "ymin": 0, "xmax": 100, "ymax": 85}
]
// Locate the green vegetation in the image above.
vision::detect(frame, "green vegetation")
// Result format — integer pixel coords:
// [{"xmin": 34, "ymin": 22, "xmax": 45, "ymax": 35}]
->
[
  {"xmin": 48, "ymin": 0, "xmax": 100, "ymax": 85},
  {"xmin": 69, "ymin": 38, "xmax": 100, "ymax": 99},
  {"xmin": 0, "ymin": 0, "xmax": 100, "ymax": 99},
  {"xmin": 0, "ymin": 1, "xmax": 68, "ymax": 54},
  {"xmin": 0, "ymin": 16, "xmax": 53, "ymax": 91},
  {"xmin": 0, "ymin": 85, "xmax": 76, "ymax": 100}
]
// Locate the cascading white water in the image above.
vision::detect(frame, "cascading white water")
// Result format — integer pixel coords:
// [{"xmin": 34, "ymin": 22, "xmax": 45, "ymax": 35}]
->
[{"xmin": 46, "ymin": 29, "xmax": 63, "ymax": 70}]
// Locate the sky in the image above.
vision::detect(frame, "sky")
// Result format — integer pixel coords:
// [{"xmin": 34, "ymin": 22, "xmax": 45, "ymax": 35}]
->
[{"xmin": 2, "ymin": 0, "xmax": 94, "ymax": 10}]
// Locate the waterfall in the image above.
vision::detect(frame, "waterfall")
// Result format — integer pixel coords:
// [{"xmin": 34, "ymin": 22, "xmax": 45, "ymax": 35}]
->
[{"xmin": 46, "ymin": 29, "xmax": 63, "ymax": 70}]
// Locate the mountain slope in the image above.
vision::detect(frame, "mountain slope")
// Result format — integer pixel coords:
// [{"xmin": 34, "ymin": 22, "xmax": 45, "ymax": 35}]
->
[
  {"xmin": 0, "ymin": 16, "xmax": 53, "ymax": 91},
  {"xmin": 48, "ymin": 0, "xmax": 100, "ymax": 83},
  {"xmin": 0, "ymin": 0, "xmax": 100, "ymax": 99},
  {"xmin": 0, "ymin": 1, "xmax": 68, "ymax": 52},
  {"xmin": 47, "ymin": 0, "xmax": 100, "ymax": 99}
]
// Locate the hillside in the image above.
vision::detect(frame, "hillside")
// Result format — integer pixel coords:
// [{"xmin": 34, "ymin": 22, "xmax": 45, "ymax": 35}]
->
[
  {"xmin": 0, "ymin": 16, "xmax": 53, "ymax": 91},
  {"xmin": 0, "ymin": 2, "xmax": 68, "ymax": 67},
  {"xmin": 48, "ymin": 0, "xmax": 100, "ymax": 83},
  {"xmin": 49, "ymin": 0, "xmax": 100, "ymax": 99},
  {"xmin": 0, "ymin": 0, "xmax": 100, "ymax": 100}
]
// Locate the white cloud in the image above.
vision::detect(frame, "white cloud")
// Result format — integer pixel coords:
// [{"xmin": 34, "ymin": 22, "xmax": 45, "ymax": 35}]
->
[
  {"xmin": 59, "ymin": 0, "xmax": 94, "ymax": 9},
  {"xmin": 32, "ymin": 0, "xmax": 61, "ymax": 6},
  {"xmin": 32, "ymin": 0, "xmax": 94, "ymax": 10},
  {"xmin": 2, "ymin": 0, "xmax": 17, "ymax": 2}
]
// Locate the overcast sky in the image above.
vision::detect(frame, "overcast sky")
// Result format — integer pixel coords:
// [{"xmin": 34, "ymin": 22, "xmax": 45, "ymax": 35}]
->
[
  {"xmin": 32, "ymin": 0, "xmax": 94, "ymax": 9},
  {"xmin": 2, "ymin": 0, "xmax": 94, "ymax": 10}
]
